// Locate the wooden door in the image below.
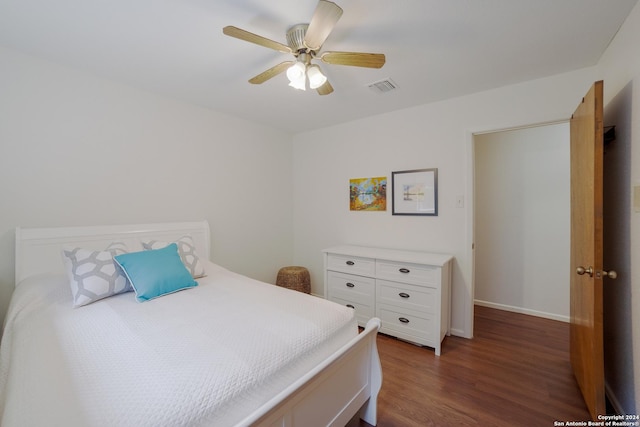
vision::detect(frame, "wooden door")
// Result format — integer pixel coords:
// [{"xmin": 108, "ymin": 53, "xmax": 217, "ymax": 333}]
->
[{"xmin": 570, "ymin": 80, "xmax": 605, "ymax": 419}]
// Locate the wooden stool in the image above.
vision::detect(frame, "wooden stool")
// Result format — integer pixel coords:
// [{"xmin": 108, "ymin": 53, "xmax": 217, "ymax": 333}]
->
[{"xmin": 276, "ymin": 266, "xmax": 311, "ymax": 294}]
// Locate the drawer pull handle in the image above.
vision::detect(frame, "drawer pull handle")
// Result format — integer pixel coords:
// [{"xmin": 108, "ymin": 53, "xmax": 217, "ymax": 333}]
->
[
  {"xmin": 399, "ymin": 292, "xmax": 410, "ymax": 298},
  {"xmin": 399, "ymin": 317, "xmax": 410, "ymax": 324},
  {"xmin": 346, "ymin": 282, "xmax": 355, "ymax": 288},
  {"xmin": 346, "ymin": 261, "xmax": 355, "ymax": 266},
  {"xmin": 346, "ymin": 304, "xmax": 355, "ymax": 309},
  {"xmin": 399, "ymin": 268, "xmax": 410, "ymax": 274}
]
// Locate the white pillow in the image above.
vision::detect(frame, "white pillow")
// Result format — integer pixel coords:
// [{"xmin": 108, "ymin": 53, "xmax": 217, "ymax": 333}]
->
[
  {"xmin": 141, "ymin": 236, "xmax": 206, "ymax": 279},
  {"xmin": 61, "ymin": 242, "xmax": 131, "ymax": 308}
]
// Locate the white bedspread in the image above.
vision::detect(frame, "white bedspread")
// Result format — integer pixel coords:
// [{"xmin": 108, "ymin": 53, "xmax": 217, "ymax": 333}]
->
[{"xmin": 0, "ymin": 262, "xmax": 357, "ymax": 427}]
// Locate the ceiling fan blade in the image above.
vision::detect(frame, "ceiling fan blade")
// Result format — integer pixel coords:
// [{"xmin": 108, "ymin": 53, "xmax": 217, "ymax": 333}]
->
[
  {"xmin": 223, "ymin": 26, "xmax": 292, "ymax": 54},
  {"xmin": 320, "ymin": 51, "xmax": 385, "ymax": 68},
  {"xmin": 249, "ymin": 61, "xmax": 295, "ymax": 84},
  {"xmin": 303, "ymin": 0, "xmax": 343, "ymax": 51},
  {"xmin": 316, "ymin": 80, "xmax": 334, "ymax": 96}
]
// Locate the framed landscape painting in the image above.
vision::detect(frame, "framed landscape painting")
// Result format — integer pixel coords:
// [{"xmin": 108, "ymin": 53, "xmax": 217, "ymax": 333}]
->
[{"xmin": 392, "ymin": 168, "xmax": 438, "ymax": 216}]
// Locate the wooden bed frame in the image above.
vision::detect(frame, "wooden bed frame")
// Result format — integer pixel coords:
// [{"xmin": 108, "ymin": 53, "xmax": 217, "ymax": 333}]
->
[{"xmin": 14, "ymin": 220, "xmax": 382, "ymax": 427}]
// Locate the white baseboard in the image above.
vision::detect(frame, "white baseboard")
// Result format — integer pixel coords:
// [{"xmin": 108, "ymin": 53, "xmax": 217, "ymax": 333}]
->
[
  {"xmin": 474, "ymin": 300, "xmax": 569, "ymax": 323},
  {"xmin": 449, "ymin": 328, "xmax": 467, "ymax": 338}
]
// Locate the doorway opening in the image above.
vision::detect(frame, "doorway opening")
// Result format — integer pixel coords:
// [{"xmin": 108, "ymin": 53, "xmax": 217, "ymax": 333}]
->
[{"xmin": 471, "ymin": 122, "xmax": 571, "ymax": 329}]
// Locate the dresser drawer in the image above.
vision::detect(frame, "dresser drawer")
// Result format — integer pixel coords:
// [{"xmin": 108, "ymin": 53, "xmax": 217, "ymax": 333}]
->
[
  {"xmin": 327, "ymin": 254, "xmax": 376, "ymax": 277},
  {"xmin": 377, "ymin": 305, "xmax": 435, "ymax": 346},
  {"xmin": 330, "ymin": 295, "xmax": 374, "ymax": 325},
  {"xmin": 376, "ymin": 260, "xmax": 439, "ymax": 286},
  {"xmin": 328, "ymin": 271, "xmax": 375, "ymax": 304},
  {"xmin": 376, "ymin": 279, "xmax": 437, "ymax": 314}
]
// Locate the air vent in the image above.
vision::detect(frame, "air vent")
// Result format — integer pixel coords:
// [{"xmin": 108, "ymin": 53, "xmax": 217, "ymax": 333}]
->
[{"xmin": 368, "ymin": 78, "xmax": 398, "ymax": 94}]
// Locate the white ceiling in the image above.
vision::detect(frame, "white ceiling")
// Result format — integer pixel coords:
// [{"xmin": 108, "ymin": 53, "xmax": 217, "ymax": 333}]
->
[{"xmin": 0, "ymin": 0, "xmax": 637, "ymax": 134}]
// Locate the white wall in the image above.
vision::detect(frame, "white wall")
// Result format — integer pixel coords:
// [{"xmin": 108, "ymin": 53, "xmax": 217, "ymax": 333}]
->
[
  {"xmin": 292, "ymin": 66, "xmax": 597, "ymax": 338},
  {"xmin": 596, "ymin": 0, "xmax": 640, "ymax": 414},
  {"xmin": 0, "ymin": 46, "xmax": 294, "ymax": 321},
  {"xmin": 474, "ymin": 123, "xmax": 570, "ymax": 321}
]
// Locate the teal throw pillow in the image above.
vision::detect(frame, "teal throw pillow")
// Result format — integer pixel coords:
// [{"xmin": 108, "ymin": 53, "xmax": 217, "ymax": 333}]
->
[{"xmin": 114, "ymin": 243, "xmax": 197, "ymax": 302}]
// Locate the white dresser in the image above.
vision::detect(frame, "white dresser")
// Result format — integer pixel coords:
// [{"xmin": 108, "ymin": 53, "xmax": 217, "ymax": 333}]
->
[{"xmin": 323, "ymin": 245, "xmax": 453, "ymax": 356}]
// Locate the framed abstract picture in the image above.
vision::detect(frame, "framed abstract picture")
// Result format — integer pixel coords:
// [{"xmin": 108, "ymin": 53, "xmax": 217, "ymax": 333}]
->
[
  {"xmin": 392, "ymin": 168, "xmax": 438, "ymax": 216},
  {"xmin": 349, "ymin": 177, "xmax": 387, "ymax": 211}
]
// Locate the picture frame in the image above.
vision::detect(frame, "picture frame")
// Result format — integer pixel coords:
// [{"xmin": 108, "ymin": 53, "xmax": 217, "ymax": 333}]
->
[
  {"xmin": 349, "ymin": 176, "xmax": 387, "ymax": 211},
  {"xmin": 392, "ymin": 168, "xmax": 438, "ymax": 216}
]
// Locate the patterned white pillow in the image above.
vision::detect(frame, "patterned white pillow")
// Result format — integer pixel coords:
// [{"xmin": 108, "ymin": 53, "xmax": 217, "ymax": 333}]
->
[
  {"xmin": 62, "ymin": 242, "xmax": 131, "ymax": 308},
  {"xmin": 142, "ymin": 236, "xmax": 206, "ymax": 279}
]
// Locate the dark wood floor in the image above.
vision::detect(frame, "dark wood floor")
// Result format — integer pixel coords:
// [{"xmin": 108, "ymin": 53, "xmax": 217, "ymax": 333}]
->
[{"xmin": 357, "ymin": 305, "xmax": 591, "ymax": 426}]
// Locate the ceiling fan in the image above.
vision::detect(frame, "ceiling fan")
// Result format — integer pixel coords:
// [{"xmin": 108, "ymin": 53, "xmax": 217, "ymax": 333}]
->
[{"xmin": 222, "ymin": 0, "xmax": 385, "ymax": 95}]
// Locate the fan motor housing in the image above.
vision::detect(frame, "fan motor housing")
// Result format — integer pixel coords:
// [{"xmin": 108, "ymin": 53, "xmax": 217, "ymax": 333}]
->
[{"xmin": 286, "ymin": 24, "xmax": 310, "ymax": 54}]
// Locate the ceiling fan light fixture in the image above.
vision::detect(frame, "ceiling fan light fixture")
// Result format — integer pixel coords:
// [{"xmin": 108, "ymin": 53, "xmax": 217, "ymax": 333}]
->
[
  {"xmin": 286, "ymin": 61, "xmax": 306, "ymax": 83},
  {"xmin": 307, "ymin": 64, "xmax": 327, "ymax": 89},
  {"xmin": 288, "ymin": 74, "xmax": 306, "ymax": 91},
  {"xmin": 223, "ymin": 0, "xmax": 384, "ymax": 96}
]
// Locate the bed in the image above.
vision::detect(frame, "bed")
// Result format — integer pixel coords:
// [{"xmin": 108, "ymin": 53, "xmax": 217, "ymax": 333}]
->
[{"xmin": 0, "ymin": 221, "xmax": 382, "ymax": 426}]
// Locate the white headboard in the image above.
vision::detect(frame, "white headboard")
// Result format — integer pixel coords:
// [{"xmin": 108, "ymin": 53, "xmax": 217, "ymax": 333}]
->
[{"xmin": 15, "ymin": 220, "xmax": 211, "ymax": 286}]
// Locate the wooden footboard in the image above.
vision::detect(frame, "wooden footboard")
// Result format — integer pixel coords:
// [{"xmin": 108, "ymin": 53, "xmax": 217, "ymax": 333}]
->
[{"xmin": 241, "ymin": 318, "xmax": 382, "ymax": 427}]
